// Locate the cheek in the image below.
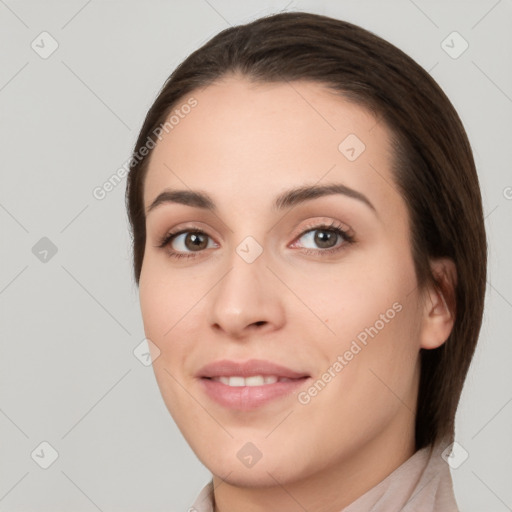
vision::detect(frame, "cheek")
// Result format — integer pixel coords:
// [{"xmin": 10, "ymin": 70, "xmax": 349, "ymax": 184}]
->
[
  {"xmin": 138, "ymin": 258, "xmax": 214, "ymax": 385},
  {"xmin": 303, "ymin": 246, "xmax": 420, "ymax": 387},
  {"xmin": 138, "ymin": 266, "xmax": 197, "ymax": 419},
  {"xmin": 139, "ymin": 253, "xmax": 198, "ymax": 339},
  {"xmin": 138, "ymin": 270, "xmax": 167, "ymax": 341},
  {"xmin": 294, "ymin": 297, "xmax": 420, "ymax": 457},
  {"xmin": 289, "ymin": 251, "xmax": 415, "ymax": 344},
  {"xmin": 139, "ymin": 263, "xmax": 188, "ymax": 382}
]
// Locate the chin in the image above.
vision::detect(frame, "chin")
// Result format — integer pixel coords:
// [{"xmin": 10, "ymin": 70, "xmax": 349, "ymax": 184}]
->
[
  {"xmin": 210, "ymin": 460, "xmax": 300, "ymax": 488},
  {"xmin": 195, "ymin": 439, "xmax": 311, "ymax": 487}
]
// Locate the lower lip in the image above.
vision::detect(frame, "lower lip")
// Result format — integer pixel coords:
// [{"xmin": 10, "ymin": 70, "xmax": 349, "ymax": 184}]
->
[{"xmin": 200, "ymin": 377, "xmax": 309, "ymax": 410}]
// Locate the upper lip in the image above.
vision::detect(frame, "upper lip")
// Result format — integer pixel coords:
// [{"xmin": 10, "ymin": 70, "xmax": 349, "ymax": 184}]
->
[{"xmin": 197, "ymin": 359, "xmax": 310, "ymax": 379}]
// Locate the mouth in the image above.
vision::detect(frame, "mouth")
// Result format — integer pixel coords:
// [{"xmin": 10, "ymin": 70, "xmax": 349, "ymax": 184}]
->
[
  {"xmin": 207, "ymin": 375, "xmax": 302, "ymax": 386},
  {"xmin": 197, "ymin": 359, "xmax": 311, "ymax": 410}
]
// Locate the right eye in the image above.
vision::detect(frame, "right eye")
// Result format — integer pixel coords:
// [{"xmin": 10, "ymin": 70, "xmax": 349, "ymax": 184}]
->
[{"xmin": 157, "ymin": 229, "xmax": 218, "ymax": 259}]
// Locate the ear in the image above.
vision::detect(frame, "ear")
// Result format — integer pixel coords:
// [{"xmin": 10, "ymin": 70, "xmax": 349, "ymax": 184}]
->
[{"xmin": 419, "ymin": 258, "xmax": 457, "ymax": 350}]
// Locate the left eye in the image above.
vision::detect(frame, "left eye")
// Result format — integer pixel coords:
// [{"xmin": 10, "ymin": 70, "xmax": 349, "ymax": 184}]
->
[{"xmin": 293, "ymin": 226, "xmax": 349, "ymax": 251}]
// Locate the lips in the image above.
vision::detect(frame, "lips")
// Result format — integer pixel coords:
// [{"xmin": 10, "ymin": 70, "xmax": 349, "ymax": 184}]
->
[{"xmin": 197, "ymin": 359, "xmax": 310, "ymax": 410}]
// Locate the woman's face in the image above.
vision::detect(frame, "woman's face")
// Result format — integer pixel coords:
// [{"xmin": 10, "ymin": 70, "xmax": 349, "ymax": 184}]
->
[{"xmin": 139, "ymin": 76, "xmax": 432, "ymax": 490}]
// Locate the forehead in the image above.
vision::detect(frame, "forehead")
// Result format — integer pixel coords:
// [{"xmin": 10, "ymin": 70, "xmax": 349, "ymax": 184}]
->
[{"xmin": 142, "ymin": 76, "xmax": 399, "ymax": 215}]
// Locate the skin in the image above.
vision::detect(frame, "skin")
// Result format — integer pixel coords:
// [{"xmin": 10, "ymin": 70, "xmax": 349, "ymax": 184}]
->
[{"xmin": 138, "ymin": 75, "xmax": 455, "ymax": 512}]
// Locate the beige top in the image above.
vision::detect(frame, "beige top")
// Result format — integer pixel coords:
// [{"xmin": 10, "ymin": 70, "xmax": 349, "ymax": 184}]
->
[{"xmin": 189, "ymin": 441, "xmax": 459, "ymax": 511}]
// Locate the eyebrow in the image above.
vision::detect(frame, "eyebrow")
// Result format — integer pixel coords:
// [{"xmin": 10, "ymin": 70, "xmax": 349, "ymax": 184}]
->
[{"xmin": 145, "ymin": 183, "xmax": 377, "ymax": 216}]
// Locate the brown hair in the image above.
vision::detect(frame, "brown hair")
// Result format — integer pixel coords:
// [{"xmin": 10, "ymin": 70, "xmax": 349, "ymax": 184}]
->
[{"xmin": 125, "ymin": 11, "xmax": 487, "ymax": 450}]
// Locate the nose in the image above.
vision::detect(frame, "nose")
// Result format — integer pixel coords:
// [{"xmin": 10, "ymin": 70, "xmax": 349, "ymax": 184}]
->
[{"xmin": 207, "ymin": 252, "xmax": 286, "ymax": 340}]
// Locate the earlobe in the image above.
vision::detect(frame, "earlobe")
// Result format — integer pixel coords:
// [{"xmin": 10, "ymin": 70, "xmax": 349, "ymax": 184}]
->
[{"xmin": 419, "ymin": 258, "xmax": 457, "ymax": 350}]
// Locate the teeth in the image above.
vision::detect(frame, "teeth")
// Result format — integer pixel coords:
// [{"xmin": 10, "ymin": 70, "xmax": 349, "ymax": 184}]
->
[
  {"xmin": 228, "ymin": 376, "xmax": 245, "ymax": 387},
  {"xmin": 212, "ymin": 375, "xmax": 283, "ymax": 386},
  {"xmin": 246, "ymin": 375, "xmax": 265, "ymax": 386}
]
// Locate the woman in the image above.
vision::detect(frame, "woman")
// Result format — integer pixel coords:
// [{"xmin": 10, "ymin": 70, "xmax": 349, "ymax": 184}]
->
[{"xmin": 125, "ymin": 11, "xmax": 486, "ymax": 511}]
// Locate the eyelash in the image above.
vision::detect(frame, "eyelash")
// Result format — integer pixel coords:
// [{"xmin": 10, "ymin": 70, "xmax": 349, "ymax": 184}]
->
[{"xmin": 156, "ymin": 221, "xmax": 355, "ymax": 260}]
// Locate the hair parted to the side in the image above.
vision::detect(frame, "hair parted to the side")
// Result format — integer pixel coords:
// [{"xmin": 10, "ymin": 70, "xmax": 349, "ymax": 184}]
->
[{"xmin": 125, "ymin": 11, "xmax": 487, "ymax": 451}]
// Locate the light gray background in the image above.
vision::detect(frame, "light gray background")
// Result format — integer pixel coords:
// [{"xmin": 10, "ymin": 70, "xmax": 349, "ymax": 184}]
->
[{"xmin": 0, "ymin": 0, "xmax": 511, "ymax": 510}]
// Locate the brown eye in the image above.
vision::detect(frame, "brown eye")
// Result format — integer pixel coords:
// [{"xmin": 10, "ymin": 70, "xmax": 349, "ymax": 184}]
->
[
  {"xmin": 289, "ymin": 221, "xmax": 356, "ymax": 258},
  {"xmin": 313, "ymin": 229, "xmax": 339, "ymax": 248},
  {"xmin": 296, "ymin": 227, "xmax": 346, "ymax": 250},
  {"xmin": 157, "ymin": 229, "xmax": 217, "ymax": 259},
  {"xmin": 181, "ymin": 232, "xmax": 209, "ymax": 251}
]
